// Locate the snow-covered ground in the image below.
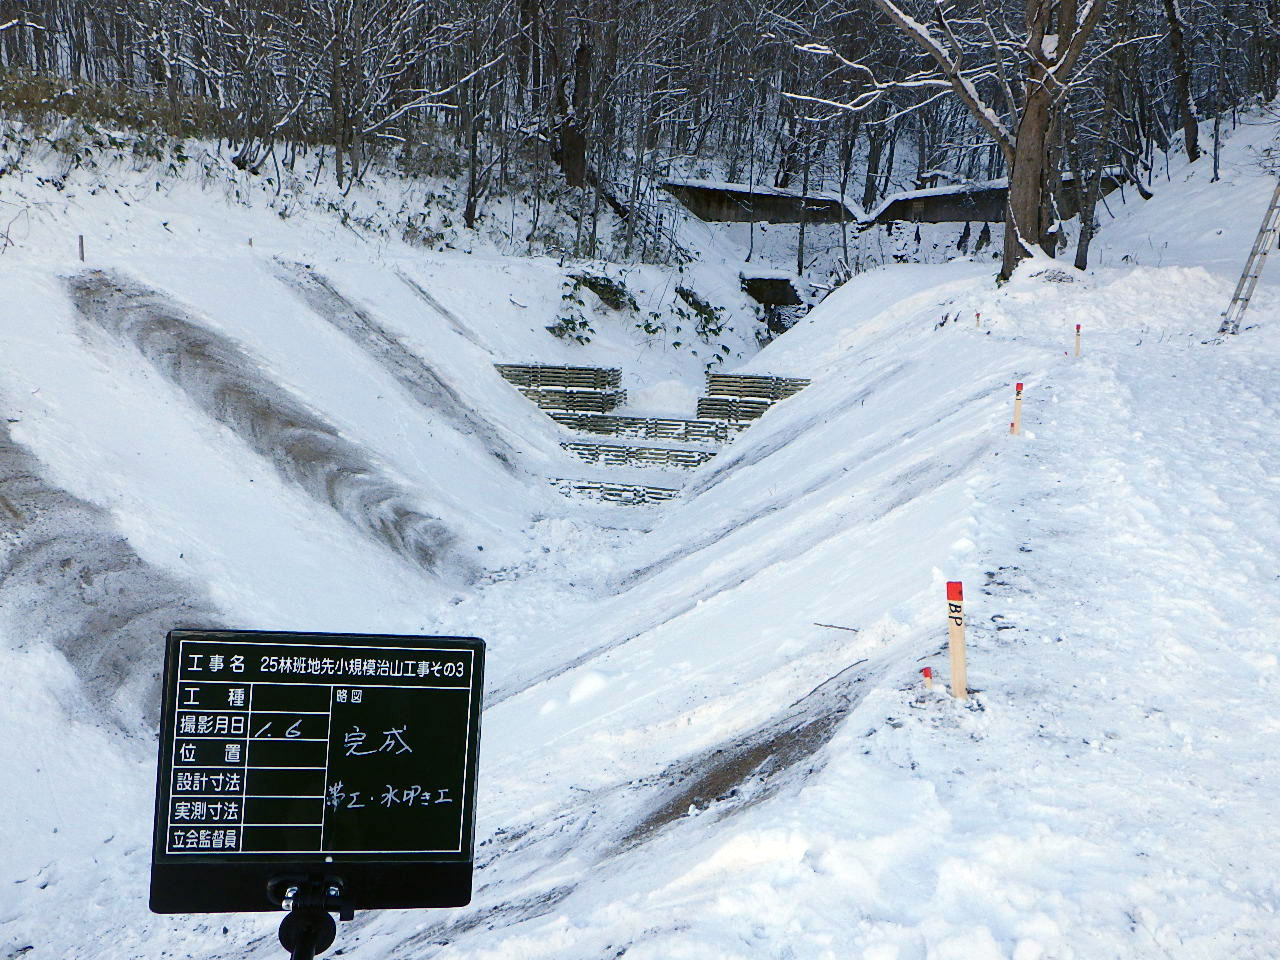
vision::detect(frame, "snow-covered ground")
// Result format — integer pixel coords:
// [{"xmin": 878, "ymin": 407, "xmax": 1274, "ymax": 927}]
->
[{"xmin": 2, "ymin": 107, "xmax": 1279, "ymax": 959}]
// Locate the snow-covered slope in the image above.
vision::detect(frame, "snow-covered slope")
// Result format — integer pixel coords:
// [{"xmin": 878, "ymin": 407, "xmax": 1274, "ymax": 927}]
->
[{"xmin": 2, "ymin": 108, "xmax": 1279, "ymax": 959}]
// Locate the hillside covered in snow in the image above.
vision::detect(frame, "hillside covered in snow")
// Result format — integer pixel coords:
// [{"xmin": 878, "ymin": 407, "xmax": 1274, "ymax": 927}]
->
[{"xmin": 2, "ymin": 101, "xmax": 1280, "ymax": 960}]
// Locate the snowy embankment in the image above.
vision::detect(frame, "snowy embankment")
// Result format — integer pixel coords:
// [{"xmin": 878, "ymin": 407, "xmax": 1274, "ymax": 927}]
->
[{"xmin": 2, "ymin": 110, "xmax": 1280, "ymax": 958}]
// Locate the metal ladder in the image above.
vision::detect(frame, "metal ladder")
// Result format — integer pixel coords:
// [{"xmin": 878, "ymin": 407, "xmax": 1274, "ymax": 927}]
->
[{"xmin": 1219, "ymin": 177, "xmax": 1280, "ymax": 335}]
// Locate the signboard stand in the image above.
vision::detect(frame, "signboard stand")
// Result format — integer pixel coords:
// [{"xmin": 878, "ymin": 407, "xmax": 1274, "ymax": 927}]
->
[
  {"xmin": 150, "ymin": 629, "xmax": 485, "ymax": 959},
  {"xmin": 275, "ymin": 879, "xmax": 350, "ymax": 960}
]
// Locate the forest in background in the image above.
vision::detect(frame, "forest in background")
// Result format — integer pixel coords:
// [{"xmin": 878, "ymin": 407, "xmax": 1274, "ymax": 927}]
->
[{"xmin": 1, "ymin": 0, "xmax": 1277, "ymax": 275}]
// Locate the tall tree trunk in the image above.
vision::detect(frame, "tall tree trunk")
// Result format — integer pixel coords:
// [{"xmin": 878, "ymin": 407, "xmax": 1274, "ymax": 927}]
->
[
  {"xmin": 862, "ymin": 125, "xmax": 885, "ymax": 211},
  {"xmin": 1040, "ymin": 107, "xmax": 1064, "ymax": 256},
  {"xmin": 1001, "ymin": 86, "xmax": 1052, "ymax": 279},
  {"xmin": 559, "ymin": 38, "xmax": 591, "ymax": 188},
  {"xmin": 463, "ymin": 80, "xmax": 480, "ymax": 228},
  {"xmin": 796, "ymin": 132, "xmax": 809, "ymax": 275},
  {"xmin": 1074, "ymin": 72, "xmax": 1122, "ymax": 266},
  {"xmin": 330, "ymin": 17, "xmax": 346, "ymax": 188},
  {"xmin": 775, "ymin": 112, "xmax": 799, "ymax": 188},
  {"xmin": 1161, "ymin": 0, "xmax": 1201, "ymax": 162}
]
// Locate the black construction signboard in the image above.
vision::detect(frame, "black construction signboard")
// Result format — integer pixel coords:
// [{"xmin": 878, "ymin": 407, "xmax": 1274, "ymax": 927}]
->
[{"xmin": 150, "ymin": 629, "xmax": 484, "ymax": 916}]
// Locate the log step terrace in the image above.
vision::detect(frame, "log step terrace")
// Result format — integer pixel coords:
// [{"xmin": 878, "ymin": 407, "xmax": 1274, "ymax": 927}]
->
[
  {"xmin": 549, "ymin": 478, "xmax": 679, "ymax": 505},
  {"xmin": 496, "ymin": 363, "xmax": 622, "ymax": 390},
  {"xmin": 520, "ymin": 387, "xmax": 627, "ymax": 413},
  {"xmin": 705, "ymin": 372, "xmax": 810, "ymax": 401},
  {"xmin": 561, "ymin": 441, "xmax": 717, "ymax": 469},
  {"xmin": 696, "ymin": 396, "xmax": 773, "ymax": 422},
  {"xmin": 548, "ymin": 411, "xmax": 746, "ymax": 444}
]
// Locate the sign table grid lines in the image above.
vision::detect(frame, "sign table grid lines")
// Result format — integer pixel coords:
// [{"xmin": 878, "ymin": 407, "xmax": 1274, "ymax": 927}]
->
[
  {"xmin": 163, "ymin": 645, "xmax": 477, "ymax": 856},
  {"xmin": 234, "ymin": 679, "xmax": 250, "ymax": 854},
  {"xmin": 319, "ymin": 685, "xmax": 335, "ymax": 852},
  {"xmin": 151, "ymin": 629, "xmax": 485, "ymax": 914}
]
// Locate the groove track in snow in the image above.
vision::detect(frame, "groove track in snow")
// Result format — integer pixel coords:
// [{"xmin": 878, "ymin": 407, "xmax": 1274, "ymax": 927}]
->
[
  {"xmin": 274, "ymin": 261, "xmax": 519, "ymax": 471},
  {"xmin": 66, "ymin": 270, "xmax": 475, "ymax": 584},
  {"xmin": 625, "ymin": 377, "xmax": 1004, "ymax": 591},
  {"xmin": 394, "ymin": 267, "xmax": 486, "ymax": 348},
  {"xmin": 0, "ymin": 420, "xmax": 219, "ymax": 727},
  {"xmin": 385, "ymin": 657, "xmax": 879, "ymax": 957},
  {"xmin": 490, "ymin": 423, "xmax": 994, "ymax": 707}
]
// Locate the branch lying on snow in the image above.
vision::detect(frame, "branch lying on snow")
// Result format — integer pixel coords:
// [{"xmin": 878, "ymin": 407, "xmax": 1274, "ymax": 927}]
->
[{"xmin": 0, "ymin": 200, "xmax": 33, "ymax": 255}]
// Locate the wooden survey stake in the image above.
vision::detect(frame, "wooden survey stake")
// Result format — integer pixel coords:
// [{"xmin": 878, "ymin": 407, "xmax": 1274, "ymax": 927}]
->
[
  {"xmin": 946, "ymin": 582, "xmax": 968, "ymax": 700},
  {"xmin": 1010, "ymin": 382, "xmax": 1024, "ymax": 435},
  {"xmin": 78, "ymin": 234, "xmax": 85, "ymax": 262},
  {"xmin": 1074, "ymin": 324, "xmax": 1082, "ymax": 357}
]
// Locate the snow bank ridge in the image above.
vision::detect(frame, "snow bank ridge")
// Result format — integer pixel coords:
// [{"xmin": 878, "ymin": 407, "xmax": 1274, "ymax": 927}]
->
[
  {"xmin": 0, "ymin": 421, "xmax": 219, "ymax": 727},
  {"xmin": 66, "ymin": 270, "xmax": 479, "ymax": 585}
]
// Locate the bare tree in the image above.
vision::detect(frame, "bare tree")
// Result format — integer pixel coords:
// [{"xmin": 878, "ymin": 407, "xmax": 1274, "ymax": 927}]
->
[{"xmin": 2, "ymin": 0, "xmax": 1276, "ymax": 270}]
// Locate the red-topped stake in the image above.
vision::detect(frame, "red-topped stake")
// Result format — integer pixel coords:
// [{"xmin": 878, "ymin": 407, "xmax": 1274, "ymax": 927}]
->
[
  {"xmin": 946, "ymin": 581, "xmax": 968, "ymax": 700},
  {"xmin": 1074, "ymin": 323, "xmax": 1082, "ymax": 358},
  {"xmin": 921, "ymin": 666, "xmax": 934, "ymax": 690},
  {"xmin": 1010, "ymin": 382, "xmax": 1024, "ymax": 435}
]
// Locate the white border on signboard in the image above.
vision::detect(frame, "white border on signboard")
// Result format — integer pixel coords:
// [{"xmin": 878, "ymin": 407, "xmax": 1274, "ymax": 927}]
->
[{"xmin": 166, "ymin": 638, "xmax": 477, "ymax": 857}]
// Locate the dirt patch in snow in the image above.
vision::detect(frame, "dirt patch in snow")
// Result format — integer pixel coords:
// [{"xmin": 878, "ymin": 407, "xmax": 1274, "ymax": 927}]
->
[
  {"xmin": 384, "ymin": 658, "xmax": 875, "ymax": 954},
  {"xmin": 0, "ymin": 420, "xmax": 219, "ymax": 727},
  {"xmin": 620, "ymin": 658, "xmax": 873, "ymax": 848}
]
